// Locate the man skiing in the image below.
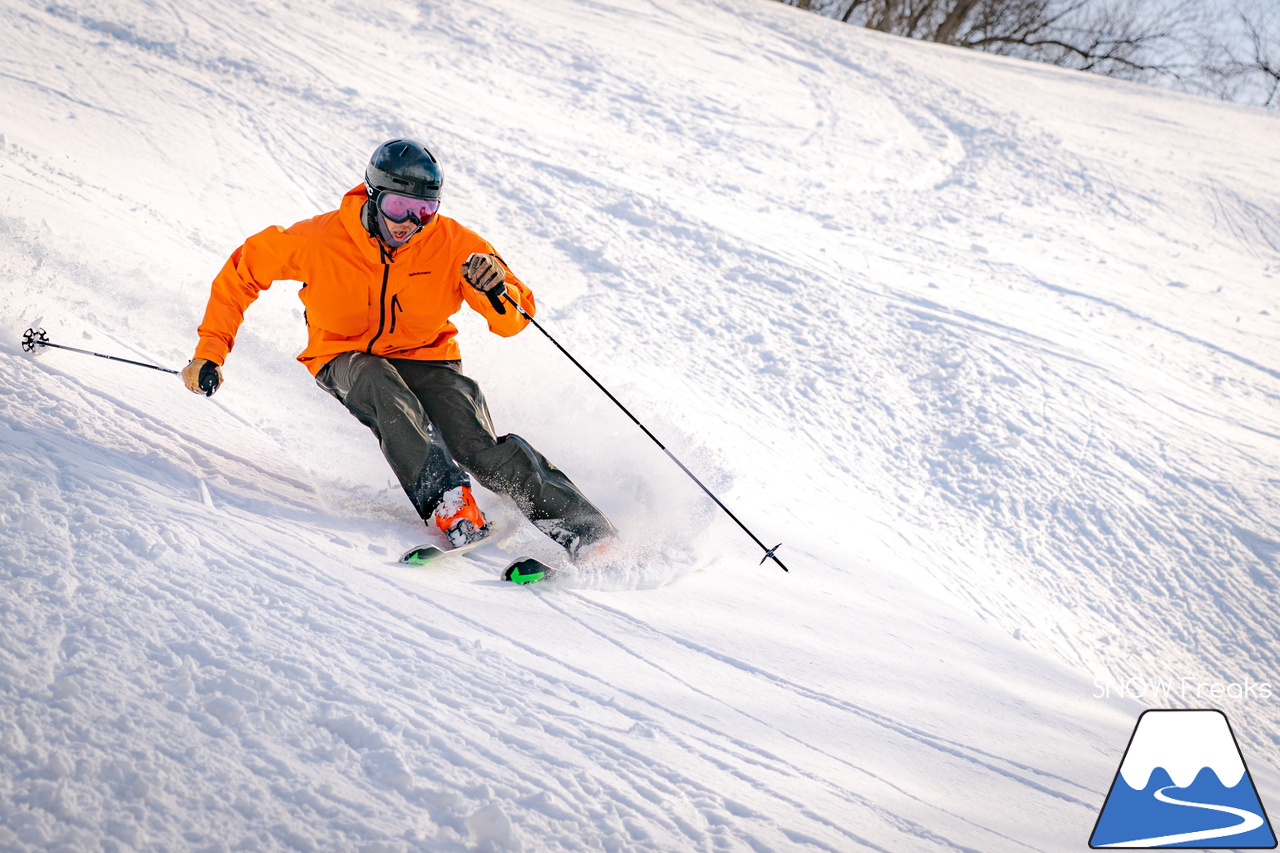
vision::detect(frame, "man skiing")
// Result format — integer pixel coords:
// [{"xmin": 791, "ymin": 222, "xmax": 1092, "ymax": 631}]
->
[{"xmin": 183, "ymin": 138, "xmax": 615, "ymax": 561}]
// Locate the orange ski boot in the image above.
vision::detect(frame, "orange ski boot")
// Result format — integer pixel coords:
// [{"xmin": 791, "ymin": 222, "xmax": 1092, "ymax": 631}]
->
[{"xmin": 432, "ymin": 485, "xmax": 491, "ymax": 548}]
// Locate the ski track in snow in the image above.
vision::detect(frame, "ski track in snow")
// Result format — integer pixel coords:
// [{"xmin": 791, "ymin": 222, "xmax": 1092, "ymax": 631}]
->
[
  {"xmin": 1, "ymin": 0, "xmax": 1278, "ymax": 849},
  {"xmin": 0, "ymin": 346, "xmax": 1091, "ymax": 851}
]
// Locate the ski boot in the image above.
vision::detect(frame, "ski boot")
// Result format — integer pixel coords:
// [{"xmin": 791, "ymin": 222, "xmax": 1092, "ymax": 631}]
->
[
  {"xmin": 433, "ymin": 485, "xmax": 491, "ymax": 548},
  {"xmin": 535, "ymin": 518, "xmax": 618, "ymax": 566}
]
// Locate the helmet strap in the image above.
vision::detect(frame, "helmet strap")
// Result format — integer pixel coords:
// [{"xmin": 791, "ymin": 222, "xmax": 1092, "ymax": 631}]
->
[{"xmin": 360, "ymin": 196, "xmax": 380, "ymax": 238}]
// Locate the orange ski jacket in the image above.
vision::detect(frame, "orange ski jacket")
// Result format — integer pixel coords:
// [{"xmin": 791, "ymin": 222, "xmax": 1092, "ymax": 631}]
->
[{"xmin": 194, "ymin": 186, "xmax": 535, "ymax": 376}]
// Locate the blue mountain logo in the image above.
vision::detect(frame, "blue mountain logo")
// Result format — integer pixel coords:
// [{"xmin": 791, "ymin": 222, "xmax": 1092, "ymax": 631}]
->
[{"xmin": 1091, "ymin": 709, "xmax": 1276, "ymax": 848}]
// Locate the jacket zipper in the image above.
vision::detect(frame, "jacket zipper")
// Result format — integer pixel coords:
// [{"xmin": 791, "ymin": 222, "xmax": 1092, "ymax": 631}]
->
[{"xmin": 366, "ymin": 244, "xmax": 392, "ymax": 354}]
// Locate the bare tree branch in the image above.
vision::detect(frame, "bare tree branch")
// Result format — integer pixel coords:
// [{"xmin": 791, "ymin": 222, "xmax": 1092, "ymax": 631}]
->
[
  {"xmin": 772, "ymin": 0, "xmax": 1280, "ymax": 109},
  {"xmin": 1241, "ymin": 6, "xmax": 1280, "ymax": 107}
]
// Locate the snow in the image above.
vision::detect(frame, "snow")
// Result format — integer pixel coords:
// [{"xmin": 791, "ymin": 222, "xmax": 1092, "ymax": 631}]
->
[{"xmin": 0, "ymin": 0, "xmax": 1278, "ymax": 850}]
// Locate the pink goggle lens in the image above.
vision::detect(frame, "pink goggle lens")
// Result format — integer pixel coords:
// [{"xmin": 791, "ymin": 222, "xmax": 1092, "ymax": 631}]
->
[{"xmin": 379, "ymin": 193, "xmax": 440, "ymax": 223}]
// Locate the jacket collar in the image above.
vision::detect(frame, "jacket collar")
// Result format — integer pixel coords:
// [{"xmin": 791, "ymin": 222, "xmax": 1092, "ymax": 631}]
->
[{"xmin": 339, "ymin": 185, "xmax": 439, "ymax": 264}]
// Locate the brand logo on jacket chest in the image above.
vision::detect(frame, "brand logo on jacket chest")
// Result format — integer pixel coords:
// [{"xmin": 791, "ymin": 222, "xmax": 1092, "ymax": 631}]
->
[{"xmin": 408, "ymin": 271, "xmax": 432, "ymax": 277}]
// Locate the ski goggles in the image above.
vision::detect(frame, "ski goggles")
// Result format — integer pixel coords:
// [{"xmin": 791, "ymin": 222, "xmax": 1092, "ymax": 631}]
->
[{"xmin": 377, "ymin": 192, "xmax": 440, "ymax": 224}]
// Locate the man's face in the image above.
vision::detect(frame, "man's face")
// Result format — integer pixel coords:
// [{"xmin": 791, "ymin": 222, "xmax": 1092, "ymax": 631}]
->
[{"xmin": 383, "ymin": 214, "xmax": 419, "ymax": 244}]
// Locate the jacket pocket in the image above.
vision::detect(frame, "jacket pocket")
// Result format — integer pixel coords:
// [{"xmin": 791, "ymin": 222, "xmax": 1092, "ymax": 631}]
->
[{"xmin": 389, "ymin": 294, "xmax": 403, "ymax": 334}]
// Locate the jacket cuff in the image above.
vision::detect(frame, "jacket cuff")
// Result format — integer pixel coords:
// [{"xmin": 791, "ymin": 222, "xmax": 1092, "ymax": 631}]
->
[{"xmin": 193, "ymin": 339, "xmax": 228, "ymax": 366}]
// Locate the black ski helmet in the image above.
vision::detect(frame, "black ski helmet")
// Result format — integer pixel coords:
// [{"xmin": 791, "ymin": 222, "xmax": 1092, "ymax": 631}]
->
[{"xmin": 365, "ymin": 138, "xmax": 442, "ymax": 201}]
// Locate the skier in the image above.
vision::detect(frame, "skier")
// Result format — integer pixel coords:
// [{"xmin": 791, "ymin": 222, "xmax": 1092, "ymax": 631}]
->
[{"xmin": 182, "ymin": 138, "xmax": 616, "ymax": 561}]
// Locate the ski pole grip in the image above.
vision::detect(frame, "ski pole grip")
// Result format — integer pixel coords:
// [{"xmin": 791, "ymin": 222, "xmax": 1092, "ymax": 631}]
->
[
  {"xmin": 198, "ymin": 361, "xmax": 221, "ymax": 397},
  {"xmin": 486, "ymin": 281, "xmax": 508, "ymax": 315}
]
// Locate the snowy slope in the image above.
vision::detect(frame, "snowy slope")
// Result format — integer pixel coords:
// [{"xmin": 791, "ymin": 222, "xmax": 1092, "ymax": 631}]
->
[{"xmin": 1, "ymin": 0, "xmax": 1279, "ymax": 850}]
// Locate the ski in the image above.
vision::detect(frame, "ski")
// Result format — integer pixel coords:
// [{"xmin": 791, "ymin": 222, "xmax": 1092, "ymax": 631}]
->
[
  {"xmin": 399, "ymin": 544, "xmax": 449, "ymax": 565},
  {"xmin": 399, "ymin": 525, "xmax": 501, "ymax": 566},
  {"xmin": 403, "ymin": 548, "xmax": 555, "ymax": 586},
  {"xmin": 503, "ymin": 557, "xmax": 555, "ymax": 585},
  {"xmin": 399, "ymin": 527, "xmax": 556, "ymax": 586}
]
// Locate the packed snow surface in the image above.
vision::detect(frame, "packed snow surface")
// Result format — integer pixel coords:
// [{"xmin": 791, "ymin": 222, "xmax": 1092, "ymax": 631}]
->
[{"xmin": 1, "ymin": 0, "xmax": 1278, "ymax": 850}]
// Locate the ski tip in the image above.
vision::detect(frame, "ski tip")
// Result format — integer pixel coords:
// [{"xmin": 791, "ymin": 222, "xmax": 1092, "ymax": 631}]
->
[
  {"xmin": 400, "ymin": 545, "xmax": 445, "ymax": 566},
  {"xmin": 503, "ymin": 558, "xmax": 551, "ymax": 585}
]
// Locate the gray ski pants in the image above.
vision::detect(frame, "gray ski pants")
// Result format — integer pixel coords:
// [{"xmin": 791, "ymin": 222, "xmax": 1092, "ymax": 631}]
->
[{"xmin": 315, "ymin": 351, "xmax": 613, "ymax": 541}]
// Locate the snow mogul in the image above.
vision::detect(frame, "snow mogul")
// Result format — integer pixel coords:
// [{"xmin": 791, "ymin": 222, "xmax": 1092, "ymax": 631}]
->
[{"xmin": 182, "ymin": 138, "xmax": 616, "ymax": 561}]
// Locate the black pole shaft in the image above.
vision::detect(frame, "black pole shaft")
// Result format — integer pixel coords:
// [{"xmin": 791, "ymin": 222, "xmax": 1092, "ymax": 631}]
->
[
  {"xmin": 502, "ymin": 292, "xmax": 788, "ymax": 572},
  {"xmin": 32, "ymin": 339, "xmax": 180, "ymax": 375}
]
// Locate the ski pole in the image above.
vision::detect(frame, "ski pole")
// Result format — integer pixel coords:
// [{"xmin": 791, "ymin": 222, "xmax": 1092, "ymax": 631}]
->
[
  {"xmin": 498, "ymin": 292, "xmax": 789, "ymax": 572},
  {"xmin": 21, "ymin": 327, "xmax": 180, "ymax": 375}
]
